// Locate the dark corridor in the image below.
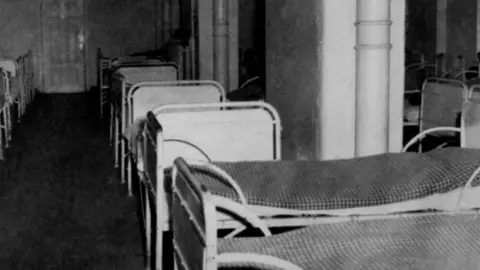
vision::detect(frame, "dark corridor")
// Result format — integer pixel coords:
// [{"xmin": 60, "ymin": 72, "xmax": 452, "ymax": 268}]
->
[{"xmin": 0, "ymin": 93, "xmax": 143, "ymax": 269}]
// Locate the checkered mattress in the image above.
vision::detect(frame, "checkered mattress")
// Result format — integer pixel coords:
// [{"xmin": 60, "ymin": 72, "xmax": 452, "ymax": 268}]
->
[
  {"xmin": 182, "ymin": 148, "xmax": 480, "ymax": 210},
  {"xmin": 218, "ymin": 212, "xmax": 480, "ymax": 269}
]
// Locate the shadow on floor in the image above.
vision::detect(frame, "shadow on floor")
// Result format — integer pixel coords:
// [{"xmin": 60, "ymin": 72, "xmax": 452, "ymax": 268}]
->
[{"xmin": 0, "ymin": 92, "xmax": 143, "ymax": 269}]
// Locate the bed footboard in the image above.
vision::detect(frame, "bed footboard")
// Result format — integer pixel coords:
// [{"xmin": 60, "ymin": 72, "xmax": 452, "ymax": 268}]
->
[
  {"xmin": 171, "ymin": 157, "xmax": 214, "ymax": 270},
  {"xmin": 172, "ymin": 157, "xmax": 300, "ymax": 270}
]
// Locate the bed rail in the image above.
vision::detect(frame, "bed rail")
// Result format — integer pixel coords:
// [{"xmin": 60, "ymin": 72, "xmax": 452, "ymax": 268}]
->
[{"xmin": 172, "ymin": 157, "xmax": 302, "ymax": 270}]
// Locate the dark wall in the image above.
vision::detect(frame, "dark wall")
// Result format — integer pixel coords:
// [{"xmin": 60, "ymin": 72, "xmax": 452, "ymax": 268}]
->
[
  {"xmin": 85, "ymin": 0, "xmax": 158, "ymax": 87},
  {"xmin": 447, "ymin": 0, "xmax": 477, "ymax": 66},
  {"xmin": 265, "ymin": 0, "xmax": 319, "ymax": 160},
  {"xmin": 406, "ymin": 0, "xmax": 437, "ymax": 63},
  {"xmin": 238, "ymin": 0, "xmax": 265, "ymax": 79},
  {"xmin": 0, "ymin": 0, "xmax": 41, "ymax": 87},
  {"xmin": 239, "ymin": 0, "xmax": 264, "ymax": 51},
  {"xmin": 0, "ymin": 0, "xmax": 160, "ymax": 90},
  {"xmin": 406, "ymin": 0, "xmax": 478, "ymax": 66}
]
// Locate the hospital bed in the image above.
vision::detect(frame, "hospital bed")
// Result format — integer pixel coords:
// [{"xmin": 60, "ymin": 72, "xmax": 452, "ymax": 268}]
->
[
  {"xmin": 0, "ymin": 58, "xmax": 23, "ymax": 124},
  {"xmin": 171, "ymin": 157, "xmax": 480, "ymax": 269},
  {"xmin": 98, "ymin": 55, "xmax": 111, "ymax": 120},
  {"xmin": 145, "ymin": 99, "xmax": 480, "ymax": 268},
  {"xmin": 403, "ymin": 59, "xmax": 438, "ymax": 126},
  {"xmin": 139, "ymin": 101, "xmax": 280, "ymax": 269},
  {"xmin": 18, "ymin": 50, "xmax": 35, "ymax": 110},
  {"xmin": 439, "ymin": 53, "xmax": 480, "ymax": 82},
  {"xmin": 0, "ymin": 52, "xmax": 35, "ymax": 161},
  {"xmin": 404, "ymin": 77, "xmax": 468, "ymax": 152},
  {"xmin": 109, "ymin": 62, "xmax": 178, "ymax": 176},
  {"xmin": 0, "ymin": 68, "xmax": 10, "ymax": 160},
  {"xmin": 96, "ymin": 49, "xmax": 165, "ymax": 119},
  {"xmin": 123, "ymin": 80, "xmax": 225, "ymax": 196}
]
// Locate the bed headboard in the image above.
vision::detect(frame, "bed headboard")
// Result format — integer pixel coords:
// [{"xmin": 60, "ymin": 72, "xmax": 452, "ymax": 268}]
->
[
  {"xmin": 115, "ymin": 63, "xmax": 178, "ymax": 85},
  {"xmin": 464, "ymin": 86, "xmax": 480, "ymax": 148},
  {"xmin": 111, "ymin": 56, "xmax": 148, "ymax": 66},
  {"xmin": 0, "ymin": 68, "xmax": 6, "ymax": 96},
  {"xmin": 130, "ymin": 80, "xmax": 225, "ymax": 123},
  {"xmin": 99, "ymin": 58, "xmax": 111, "ymax": 89},
  {"xmin": 0, "ymin": 58, "xmax": 17, "ymax": 77},
  {"xmin": 422, "ymin": 78, "xmax": 468, "ymax": 136},
  {"xmin": 152, "ymin": 101, "xmax": 281, "ymax": 165}
]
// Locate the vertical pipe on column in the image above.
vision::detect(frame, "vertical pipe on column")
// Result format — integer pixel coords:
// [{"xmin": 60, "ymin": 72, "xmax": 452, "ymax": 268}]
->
[
  {"xmin": 354, "ymin": 0, "xmax": 392, "ymax": 157},
  {"xmin": 388, "ymin": 0, "xmax": 405, "ymax": 153},
  {"xmin": 213, "ymin": 0, "xmax": 230, "ymax": 90}
]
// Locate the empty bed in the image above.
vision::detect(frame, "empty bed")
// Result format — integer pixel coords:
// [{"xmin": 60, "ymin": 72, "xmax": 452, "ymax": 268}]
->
[
  {"xmin": 172, "ymin": 157, "xmax": 480, "ymax": 269},
  {"xmin": 141, "ymin": 101, "xmax": 281, "ymax": 269},
  {"xmin": 123, "ymin": 80, "xmax": 226, "ymax": 195},
  {"xmin": 177, "ymin": 147, "xmax": 480, "ymax": 224}
]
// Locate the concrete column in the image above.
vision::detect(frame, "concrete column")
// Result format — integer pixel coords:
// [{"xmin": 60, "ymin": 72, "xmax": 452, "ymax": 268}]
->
[
  {"xmin": 388, "ymin": 0, "xmax": 405, "ymax": 153},
  {"xmin": 477, "ymin": 0, "xmax": 480, "ymax": 52},
  {"xmin": 354, "ymin": 0, "xmax": 392, "ymax": 156},
  {"xmin": 198, "ymin": 0, "xmax": 214, "ymax": 80},
  {"xmin": 228, "ymin": 0, "xmax": 238, "ymax": 90},
  {"xmin": 213, "ymin": 0, "xmax": 230, "ymax": 91},
  {"xmin": 317, "ymin": 0, "xmax": 357, "ymax": 159}
]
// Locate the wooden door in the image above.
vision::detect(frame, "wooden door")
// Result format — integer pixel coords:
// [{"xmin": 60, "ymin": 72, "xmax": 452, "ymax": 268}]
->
[{"xmin": 42, "ymin": 0, "xmax": 85, "ymax": 93}]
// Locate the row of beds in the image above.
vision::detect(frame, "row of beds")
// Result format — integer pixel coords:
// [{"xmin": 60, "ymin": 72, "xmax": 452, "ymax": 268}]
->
[
  {"xmin": 404, "ymin": 52, "xmax": 480, "ymax": 126},
  {"xmin": 0, "ymin": 51, "xmax": 36, "ymax": 160},
  {"xmin": 98, "ymin": 50, "xmax": 480, "ymax": 269}
]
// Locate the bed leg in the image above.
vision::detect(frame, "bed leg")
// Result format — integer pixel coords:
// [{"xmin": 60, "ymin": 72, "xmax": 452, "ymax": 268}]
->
[
  {"xmin": 0, "ymin": 112, "xmax": 3, "ymax": 161},
  {"xmin": 127, "ymin": 157, "xmax": 133, "ymax": 196},
  {"xmin": 8, "ymin": 104, "xmax": 12, "ymax": 144},
  {"xmin": 114, "ymin": 116, "xmax": 119, "ymax": 168},
  {"xmin": 17, "ymin": 100, "xmax": 21, "ymax": 123},
  {"xmin": 4, "ymin": 105, "xmax": 10, "ymax": 148},
  {"xmin": 99, "ymin": 90, "xmax": 103, "ymax": 120},
  {"xmin": 145, "ymin": 190, "xmax": 152, "ymax": 270},
  {"xmin": 120, "ymin": 139, "xmax": 126, "ymax": 184},
  {"xmin": 0, "ymin": 136, "xmax": 3, "ymax": 161},
  {"xmin": 22, "ymin": 89, "xmax": 26, "ymax": 116},
  {"xmin": 109, "ymin": 104, "xmax": 114, "ymax": 146}
]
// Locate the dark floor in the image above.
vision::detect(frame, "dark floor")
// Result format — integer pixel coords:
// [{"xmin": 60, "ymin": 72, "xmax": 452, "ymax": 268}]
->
[{"xmin": 0, "ymin": 93, "xmax": 143, "ymax": 269}]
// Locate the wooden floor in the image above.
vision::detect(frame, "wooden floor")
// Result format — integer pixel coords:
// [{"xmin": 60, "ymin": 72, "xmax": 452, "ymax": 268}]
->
[{"xmin": 0, "ymin": 93, "xmax": 143, "ymax": 269}]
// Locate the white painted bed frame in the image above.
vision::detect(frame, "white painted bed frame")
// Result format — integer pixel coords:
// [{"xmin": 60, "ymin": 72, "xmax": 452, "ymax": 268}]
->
[
  {"xmin": 142, "ymin": 101, "xmax": 282, "ymax": 270},
  {"xmin": 124, "ymin": 80, "xmax": 226, "ymax": 195},
  {"xmin": 403, "ymin": 78, "xmax": 472, "ymax": 152},
  {"xmin": 171, "ymin": 156, "xmax": 480, "ymax": 270},
  {"xmin": 109, "ymin": 63, "xmax": 178, "ymax": 183}
]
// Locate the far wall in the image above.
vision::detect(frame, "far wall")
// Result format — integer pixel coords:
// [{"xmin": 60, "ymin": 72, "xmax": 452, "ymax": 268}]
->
[{"xmin": 407, "ymin": 0, "xmax": 477, "ymax": 66}]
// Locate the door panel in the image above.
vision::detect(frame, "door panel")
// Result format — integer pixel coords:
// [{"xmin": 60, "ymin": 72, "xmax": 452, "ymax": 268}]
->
[{"xmin": 42, "ymin": 0, "xmax": 85, "ymax": 93}]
